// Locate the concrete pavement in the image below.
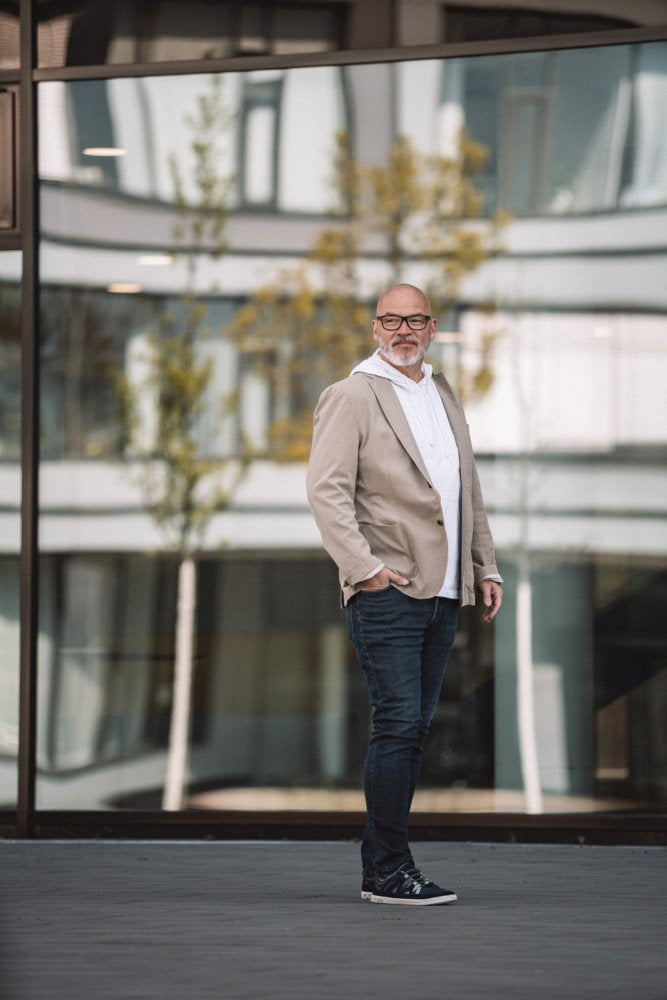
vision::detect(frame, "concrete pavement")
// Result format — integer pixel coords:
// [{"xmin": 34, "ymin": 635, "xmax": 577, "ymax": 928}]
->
[{"xmin": 1, "ymin": 840, "xmax": 665, "ymax": 999}]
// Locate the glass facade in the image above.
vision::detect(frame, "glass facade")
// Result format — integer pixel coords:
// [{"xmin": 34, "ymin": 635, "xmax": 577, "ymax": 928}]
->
[
  {"xmin": 2, "ymin": 40, "xmax": 665, "ymax": 817},
  {"xmin": 1, "ymin": 3, "xmax": 666, "ymax": 834}
]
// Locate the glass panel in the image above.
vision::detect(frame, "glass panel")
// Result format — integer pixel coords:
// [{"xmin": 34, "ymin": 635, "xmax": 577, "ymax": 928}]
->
[
  {"xmin": 37, "ymin": 0, "xmax": 344, "ymax": 68},
  {"xmin": 442, "ymin": 5, "xmax": 635, "ymax": 44},
  {"xmin": 443, "ymin": 44, "xmax": 665, "ymax": 216},
  {"xmin": 0, "ymin": 252, "xmax": 21, "ymax": 810},
  {"xmin": 34, "ymin": 0, "xmax": 661, "ymax": 67},
  {"xmin": 0, "ymin": 87, "xmax": 18, "ymax": 232},
  {"xmin": 0, "ymin": 4, "xmax": 19, "ymax": 71},
  {"xmin": 36, "ymin": 44, "xmax": 666, "ymax": 815}
]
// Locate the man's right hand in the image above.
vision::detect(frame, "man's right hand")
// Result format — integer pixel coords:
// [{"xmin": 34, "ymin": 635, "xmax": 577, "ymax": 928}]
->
[{"xmin": 358, "ymin": 566, "xmax": 410, "ymax": 591}]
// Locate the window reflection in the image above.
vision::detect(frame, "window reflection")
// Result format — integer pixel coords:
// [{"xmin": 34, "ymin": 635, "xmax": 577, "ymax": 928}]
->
[
  {"xmin": 37, "ymin": 0, "xmax": 345, "ymax": 69},
  {"xmin": 0, "ymin": 87, "xmax": 18, "ymax": 233},
  {"xmin": 442, "ymin": 5, "xmax": 634, "ymax": 44},
  {"xmin": 38, "ymin": 47, "xmax": 667, "ymax": 218},
  {"xmin": 18, "ymin": 45, "xmax": 667, "ymax": 813},
  {"xmin": 0, "ymin": 281, "xmax": 20, "ymax": 460},
  {"xmin": 240, "ymin": 74, "xmax": 283, "ymax": 208},
  {"xmin": 0, "ymin": 9, "xmax": 19, "ymax": 71},
  {"xmin": 31, "ymin": 0, "xmax": 660, "ymax": 70},
  {"xmin": 0, "ymin": 257, "xmax": 20, "ymax": 810},
  {"xmin": 443, "ymin": 43, "xmax": 667, "ymax": 216}
]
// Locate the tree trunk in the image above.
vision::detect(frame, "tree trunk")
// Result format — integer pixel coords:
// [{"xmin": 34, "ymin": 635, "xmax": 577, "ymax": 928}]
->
[
  {"xmin": 516, "ymin": 554, "xmax": 543, "ymax": 814},
  {"xmin": 162, "ymin": 553, "xmax": 197, "ymax": 811},
  {"xmin": 512, "ymin": 330, "xmax": 543, "ymax": 814}
]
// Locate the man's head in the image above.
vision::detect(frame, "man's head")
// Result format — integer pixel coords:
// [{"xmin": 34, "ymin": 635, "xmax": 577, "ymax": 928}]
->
[{"xmin": 372, "ymin": 284, "xmax": 436, "ymax": 370}]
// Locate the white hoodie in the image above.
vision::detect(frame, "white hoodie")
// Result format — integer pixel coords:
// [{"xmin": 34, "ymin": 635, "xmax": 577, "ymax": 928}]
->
[{"xmin": 351, "ymin": 350, "xmax": 461, "ymax": 599}]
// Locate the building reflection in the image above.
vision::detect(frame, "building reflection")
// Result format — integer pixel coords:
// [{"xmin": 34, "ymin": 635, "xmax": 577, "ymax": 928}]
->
[{"xmin": 0, "ymin": 43, "xmax": 665, "ymax": 814}]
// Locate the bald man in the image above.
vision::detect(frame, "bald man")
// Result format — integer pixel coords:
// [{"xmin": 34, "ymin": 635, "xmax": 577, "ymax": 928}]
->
[{"xmin": 307, "ymin": 283, "xmax": 503, "ymax": 905}]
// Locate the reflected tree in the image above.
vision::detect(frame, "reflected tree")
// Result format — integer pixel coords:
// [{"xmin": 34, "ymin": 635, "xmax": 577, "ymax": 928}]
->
[
  {"xmin": 228, "ymin": 129, "xmax": 507, "ymax": 460},
  {"xmin": 114, "ymin": 77, "xmax": 247, "ymax": 810}
]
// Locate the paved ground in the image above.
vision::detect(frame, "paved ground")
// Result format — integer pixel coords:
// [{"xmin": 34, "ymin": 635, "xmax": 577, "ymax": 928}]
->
[{"xmin": 1, "ymin": 840, "xmax": 665, "ymax": 1000}]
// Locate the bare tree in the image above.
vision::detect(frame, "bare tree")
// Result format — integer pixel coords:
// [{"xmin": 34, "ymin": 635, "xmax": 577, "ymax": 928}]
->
[{"xmin": 114, "ymin": 77, "xmax": 248, "ymax": 810}]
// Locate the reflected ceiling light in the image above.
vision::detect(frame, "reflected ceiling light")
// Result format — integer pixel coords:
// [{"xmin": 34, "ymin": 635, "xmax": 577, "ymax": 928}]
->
[
  {"xmin": 83, "ymin": 147, "xmax": 127, "ymax": 157},
  {"xmin": 137, "ymin": 254, "xmax": 174, "ymax": 266},
  {"xmin": 107, "ymin": 282, "xmax": 142, "ymax": 294},
  {"xmin": 434, "ymin": 332, "xmax": 462, "ymax": 343}
]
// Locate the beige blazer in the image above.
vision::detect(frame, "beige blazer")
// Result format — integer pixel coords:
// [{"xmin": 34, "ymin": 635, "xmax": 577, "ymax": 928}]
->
[{"xmin": 306, "ymin": 371, "xmax": 500, "ymax": 607}]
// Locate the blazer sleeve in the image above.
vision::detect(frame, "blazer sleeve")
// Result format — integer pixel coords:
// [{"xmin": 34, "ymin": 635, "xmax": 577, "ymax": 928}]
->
[
  {"xmin": 470, "ymin": 455, "xmax": 501, "ymax": 586},
  {"xmin": 306, "ymin": 384, "xmax": 382, "ymax": 587}
]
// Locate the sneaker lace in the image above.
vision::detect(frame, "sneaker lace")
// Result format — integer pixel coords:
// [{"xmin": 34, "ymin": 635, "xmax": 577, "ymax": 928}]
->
[{"xmin": 403, "ymin": 866, "xmax": 433, "ymax": 888}]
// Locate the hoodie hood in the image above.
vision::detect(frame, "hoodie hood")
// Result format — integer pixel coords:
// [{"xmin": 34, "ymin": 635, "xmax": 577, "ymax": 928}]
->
[{"xmin": 351, "ymin": 349, "xmax": 433, "ymax": 385}]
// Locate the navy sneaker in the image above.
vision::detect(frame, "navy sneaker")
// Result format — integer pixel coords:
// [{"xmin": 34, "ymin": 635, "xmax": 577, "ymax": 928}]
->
[
  {"xmin": 370, "ymin": 864, "xmax": 457, "ymax": 906},
  {"xmin": 361, "ymin": 871, "xmax": 375, "ymax": 901}
]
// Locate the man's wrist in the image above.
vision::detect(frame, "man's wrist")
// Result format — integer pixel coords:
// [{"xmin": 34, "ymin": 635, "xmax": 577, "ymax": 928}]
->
[{"xmin": 358, "ymin": 564, "xmax": 385, "ymax": 583}]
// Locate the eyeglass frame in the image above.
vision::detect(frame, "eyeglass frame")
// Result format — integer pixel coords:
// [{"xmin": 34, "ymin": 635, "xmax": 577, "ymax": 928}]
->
[{"xmin": 374, "ymin": 313, "xmax": 433, "ymax": 331}]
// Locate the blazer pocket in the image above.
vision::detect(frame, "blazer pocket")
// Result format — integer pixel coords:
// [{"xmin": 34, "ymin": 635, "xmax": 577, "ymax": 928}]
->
[{"xmin": 358, "ymin": 521, "xmax": 417, "ymax": 578}]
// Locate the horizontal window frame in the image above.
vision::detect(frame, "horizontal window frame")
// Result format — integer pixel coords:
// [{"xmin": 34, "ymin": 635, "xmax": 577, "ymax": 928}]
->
[
  {"xmin": 5, "ymin": 24, "xmax": 663, "ymax": 85},
  {"xmin": 1, "ymin": 808, "xmax": 665, "ymax": 846}
]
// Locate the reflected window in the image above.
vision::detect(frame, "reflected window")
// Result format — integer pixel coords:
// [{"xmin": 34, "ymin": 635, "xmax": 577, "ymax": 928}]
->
[
  {"xmin": 594, "ymin": 565, "xmax": 666, "ymax": 802},
  {"xmin": 40, "ymin": 288, "xmax": 153, "ymax": 460},
  {"xmin": 0, "ymin": 8, "xmax": 19, "ymax": 71},
  {"xmin": 0, "ymin": 258, "xmax": 20, "ymax": 812},
  {"xmin": 0, "ymin": 557, "xmax": 20, "ymax": 807},
  {"xmin": 0, "ymin": 280, "xmax": 20, "ymax": 459},
  {"xmin": 442, "ymin": 4, "xmax": 633, "ymax": 44},
  {"xmin": 38, "ymin": 554, "xmax": 189, "ymax": 775},
  {"xmin": 0, "ymin": 88, "xmax": 18, "ymax": 235},
  {"xmin": 70, "ymin": 81, "xmax": 121, "ymax": 188},
  {"xmin": 37, "ymin": 0, "xmax": 345, "ymax": 68},
  {"xmin": 40, "ymin": 68, "xmax": 346, "ymax": 213},
  {"xmin": 621, "ymin": 43, "xmax": 667, "ymax": 208},
  {"xmin": 443, "ymin": 43, "xmax": 667, "ymax": 216},
  {"xmin": 240, "ymin": 75, "xmax": 283, "ymax": 208}
]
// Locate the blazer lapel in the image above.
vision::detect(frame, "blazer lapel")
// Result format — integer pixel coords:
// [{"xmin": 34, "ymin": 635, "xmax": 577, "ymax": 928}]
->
[
  {"xmin": 363, "ymin": 375, "xmax": 432, "ymax": 483},
  {"xmin": 432, "ymin": 373, "xmax": 472, "ymax": 483}
]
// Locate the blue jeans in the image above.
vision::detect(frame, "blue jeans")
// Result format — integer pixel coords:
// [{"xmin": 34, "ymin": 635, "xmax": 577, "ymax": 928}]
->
[{"xmin": 346, "ymin": 586, "xmax": 459, "ymax": 877}]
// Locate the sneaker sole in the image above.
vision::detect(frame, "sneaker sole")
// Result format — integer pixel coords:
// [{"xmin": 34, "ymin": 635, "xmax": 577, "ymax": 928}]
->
[
  {"xmin": 370, "ymin": 892, "xmax": 457, "ymax": 906},
  {"xmin": 360, "ymin": 890, "xmax": 373, "ymax": 901}
]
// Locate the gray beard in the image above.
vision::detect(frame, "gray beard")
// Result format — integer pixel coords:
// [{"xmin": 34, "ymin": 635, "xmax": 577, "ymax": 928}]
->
[{"xmin": 381, "ymin": 345, "xmax": 426, "ymax": 367}]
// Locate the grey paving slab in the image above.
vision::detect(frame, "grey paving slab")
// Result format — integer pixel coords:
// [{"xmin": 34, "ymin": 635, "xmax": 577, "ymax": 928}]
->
[{"xmin": 1, "ymin": 840, "xmax": 665, "ymax": 1000}]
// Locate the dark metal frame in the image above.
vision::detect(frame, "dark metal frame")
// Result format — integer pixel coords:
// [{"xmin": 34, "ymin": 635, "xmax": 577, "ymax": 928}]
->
[
  {"xmin": 9, "ymin": 0, "xmax": 667, "ymax": 841},
  {"xmin": 29, "ymin": 24, "xmax": 667, "ymax": 81},
  {"xmin": 17, "ymin": 0, "xmax": 39, "ymax": 838}
]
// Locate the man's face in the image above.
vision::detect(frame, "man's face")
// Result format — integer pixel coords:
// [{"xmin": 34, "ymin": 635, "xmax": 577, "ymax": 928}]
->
[{"xmin": 371, "ymin": 288, "xmax": 436, "ymax": 369}]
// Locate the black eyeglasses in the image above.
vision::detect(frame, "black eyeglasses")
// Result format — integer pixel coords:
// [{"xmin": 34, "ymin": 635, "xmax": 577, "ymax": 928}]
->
[{"xmin": 375, "ymin": 313, "xmax": 432, "ymax": 331}]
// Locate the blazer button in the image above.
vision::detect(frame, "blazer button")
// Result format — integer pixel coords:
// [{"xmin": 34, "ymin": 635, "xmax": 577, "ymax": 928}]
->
[{"xmin": 437, "ymin": 518, "xmax": 443, "ymax": 525}]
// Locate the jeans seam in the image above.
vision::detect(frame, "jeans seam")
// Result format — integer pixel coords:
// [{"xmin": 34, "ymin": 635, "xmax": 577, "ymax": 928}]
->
[{"xmin": 351, "ymin": 596, "xmax": 382, "ymax": 868}]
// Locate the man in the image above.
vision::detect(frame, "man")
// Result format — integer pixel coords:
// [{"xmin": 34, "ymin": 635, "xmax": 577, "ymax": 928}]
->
[{"xmin": 306, "ymin": 283, "xmax": 503, "ymax": 906}]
